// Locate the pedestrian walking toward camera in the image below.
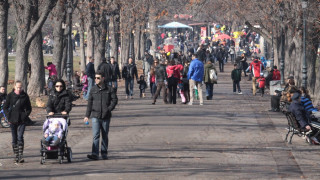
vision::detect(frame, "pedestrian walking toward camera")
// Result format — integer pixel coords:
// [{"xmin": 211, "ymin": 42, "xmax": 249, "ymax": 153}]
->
[
  {"xmin": 152, "ymin": 59, "xmax": 168, "ymax": 105},
  {"xmin": 3, "ymin": 81, "xmax": 32, "ymax": 163},
  {"xmin": 84, "ymin": 71, "xmax": 118, "ymax": 160},
  {"xmin": 122, "ymin": 58, "xmax": 138, "ymax": 99},
  {"xmin": 187, "ymin": 53, "xmax": 204, "ymax": 105},
  {"xmin": 137, "ymin": 75, "xmax": 147, "ymax": 98},
  {"xmin": 231, "ymin": 64, "xmax": 242, "ymax": 94}
]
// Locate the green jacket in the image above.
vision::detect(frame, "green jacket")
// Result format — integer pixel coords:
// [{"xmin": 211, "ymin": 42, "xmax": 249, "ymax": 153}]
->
[
  {"xmin": 204, "ymin": 63, "xmax": 217, "ymax": 84},
  {"xmin": 231, "ymin": 69, "xmax": 242, "ymax": 81}
]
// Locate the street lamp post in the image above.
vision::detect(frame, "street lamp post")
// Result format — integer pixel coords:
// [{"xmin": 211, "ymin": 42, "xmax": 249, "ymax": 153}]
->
[
  {"xmin": 66, "ymin": 3, "xmax": 73, "ymax": 89},
  {"xmin": 280, "ymin": 7, "xmax": 285, "ymax": 85},
  {"xmin": 301, "ymin": 0, "xmax": 308, "ymax": 88},
  {"xmin": 129, "ymin": 30, "xmax": 134, "ymax": 61}
]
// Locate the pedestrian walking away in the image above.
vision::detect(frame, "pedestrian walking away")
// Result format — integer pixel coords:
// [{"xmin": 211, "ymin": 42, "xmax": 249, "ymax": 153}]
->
[
  {"xmin": 84, "ymin": 57, "xmax": 95, "ymax": 100},
  {"xmin": 3, "ymin": 81, "xmax": 32, "ymax": 163},
  {"xmin": 204, "ymin": 61, "xmax": 217, "ymax": 100},
  {"xmin": 84, "ymin": 71, "xmax": 118, "ymax": 160}
]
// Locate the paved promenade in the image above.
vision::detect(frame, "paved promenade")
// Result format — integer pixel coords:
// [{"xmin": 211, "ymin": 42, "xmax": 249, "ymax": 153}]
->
[{"xmin": 0, "ymin": 63, "xmax": 319, "ymax": 180}]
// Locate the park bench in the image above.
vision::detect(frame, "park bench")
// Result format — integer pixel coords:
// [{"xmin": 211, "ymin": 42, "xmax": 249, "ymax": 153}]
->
[{"xmin": 284, "ymin": 112, "xmax": 308, "ymax": 144}]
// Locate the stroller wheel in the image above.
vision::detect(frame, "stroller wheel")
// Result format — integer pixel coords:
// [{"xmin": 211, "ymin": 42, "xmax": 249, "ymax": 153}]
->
[{"xmin": 67, "ymin": 147, "xmax": 72, "ymax": 163}]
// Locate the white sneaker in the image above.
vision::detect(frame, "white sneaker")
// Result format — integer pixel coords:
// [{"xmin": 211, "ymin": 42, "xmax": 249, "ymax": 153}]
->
[
  {"xmin": 200, "ymin": 103, "xmax": 203, "ymax": 106},
  {"xmin": 238, "ymin": 92, "xmax": 243, "ymax": 94},
  {"xmin": 188, "ymin": 102, "xmax": 193, "ymax": 105}
]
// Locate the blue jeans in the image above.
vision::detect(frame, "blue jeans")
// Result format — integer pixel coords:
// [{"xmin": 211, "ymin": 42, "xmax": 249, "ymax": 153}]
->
[
  {"xmin": 45, "ymin": 135, "xmax": 59, "ymax": 145},
  {"xmin": 233, "ymin": 81, "xmax": 241, "ymax": 92},
  {"xmin": 205, "ymin": 83, "xmax": 214, "ymax": 100},
  {"xmin": 91, "ymin": 117, "xmax": 111, "ymax": 156},
  {"xmin": 10, "ymin": 123, "xmax": 26, "ymax": 145},
  {"xmin": 108, "ymin": 81, "xmax": 118, "ymax": 92},
  {"xmin": 84, "ymin": 77, "xmax": 94, "ymax": 100},
  {"xmin": 125, "ymin": 78, "xmax": 134, "ymax": 96}
]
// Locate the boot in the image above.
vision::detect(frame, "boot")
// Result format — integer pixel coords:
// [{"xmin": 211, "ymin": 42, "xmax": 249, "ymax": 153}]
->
[
  {"xmin": 18, "ymin": 144, "xmax": 24, "ymax": 163},
  {"xmin": 12, "ymin": 145, "xmax": 19, "ymax": 163}
]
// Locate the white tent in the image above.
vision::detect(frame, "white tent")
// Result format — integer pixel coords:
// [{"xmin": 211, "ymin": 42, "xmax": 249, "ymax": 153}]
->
[{"xmin": 158, "ymin": 21, "xmax": 192, "ymax": 29}]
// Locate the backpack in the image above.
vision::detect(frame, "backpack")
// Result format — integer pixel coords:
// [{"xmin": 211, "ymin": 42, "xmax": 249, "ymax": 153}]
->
[{"xmin": 209, "ymin": 68, "xmax": 218, "ymax": 84}]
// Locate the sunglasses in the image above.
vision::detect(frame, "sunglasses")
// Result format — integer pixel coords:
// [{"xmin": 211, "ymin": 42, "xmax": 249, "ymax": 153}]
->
[
  {"xmin": 55, "ymin": 85, "xmax": 63, "ymax": 88},
  {"xmin": 95, "ymin": 77, "xmax": 101, "ymax": 80}
]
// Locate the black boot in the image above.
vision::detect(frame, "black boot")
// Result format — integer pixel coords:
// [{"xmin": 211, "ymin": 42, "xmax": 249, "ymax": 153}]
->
[
  {"xmin": 12, "ymin": 144, "xmax": 19, "ymax": 163},
  {"xmin": 18, "ymin": 144, "xmax": 24, "ymax": 163}
]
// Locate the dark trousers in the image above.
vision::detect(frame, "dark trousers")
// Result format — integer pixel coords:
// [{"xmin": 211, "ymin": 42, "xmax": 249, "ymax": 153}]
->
[
  {"xmin": 233, "ymin": 81, "xmax": 241, "ymax": 92},
  {"xmin": 167, "ymin": 77, "xmax": 178, "ymax": 104},
  {"xmin": 153, "ymin": 82, "xmax": 168, "ymax": 103},
  {"xmin": 241, "ymin": 62, "xmax": 247, "ymax": 76},
  {"xmin": 91, "ymin": 118, "xmax": 110, "ymax": 156},
  {"xmin": 206, "ymin": 83, "xmax": 214, "ymax": 100},
  {"xmin": 10, "ymin": 123, "xmax": 26, "ymax": 145},
  {"xmin": 150, "ymin": 82, "xmax": 156, "ymax": 97},
  {"xmin": 218, "ymin": 60, "xmax": 224, "ymax": 72},
  {"xmin": 140, "ymin": 89, "xmax": 146, "ymax": 96},
  {"xmin": 230, "ymin": 54, "xmax": 235, "ymax": 63},
  {"xmin": 125, "ymin": 78, "xmax": 134, "ymax": 96}
]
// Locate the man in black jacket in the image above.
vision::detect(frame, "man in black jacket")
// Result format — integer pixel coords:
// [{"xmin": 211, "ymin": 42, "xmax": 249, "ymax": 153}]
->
[
  {"xmin": 84, "ymin": 71, "xmax": 118, "ymax": 160},
  {"xmin": 122, "ymin": 58, "xmax": 138, "ymax": 99},
  {"xmin": 98, "ymin": 57, "xmax": 112, "ymax": 85},
  {"xmin": 152, "ymin": 59, "xmax": 168, "ymax": 105},
  {"xmin": 289, "ymin": 92, "xmax": 311, "ymax": 131},
  {"xmin": 109, "ymin": 57, "xmax": 121, "ymax": 93}
]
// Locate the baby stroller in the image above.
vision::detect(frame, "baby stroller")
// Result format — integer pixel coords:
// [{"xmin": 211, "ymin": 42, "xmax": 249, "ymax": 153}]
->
[{"xmin": 40, "ymin": 114, "xmax": 72, "ymax": 164}]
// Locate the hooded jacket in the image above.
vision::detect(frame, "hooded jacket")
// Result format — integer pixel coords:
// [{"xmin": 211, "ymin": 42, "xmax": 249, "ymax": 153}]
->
[
  {"xmin": 249, "ymin": 60, "xmax": 264, "ymax": 78},
  {"xmin": 166, "ymin": 65, "xmax": 180, "ymax": 79},
  {"xmin": 45, "ymin": 64, "xmax": 57, "ymax": 77},
  {"xmin": 155, "ymin": 64, "xmax": 167, "ymax": 82},
  {"xmin": 204, "ymin": 63, "xmax": 217, "ymax": 83}
]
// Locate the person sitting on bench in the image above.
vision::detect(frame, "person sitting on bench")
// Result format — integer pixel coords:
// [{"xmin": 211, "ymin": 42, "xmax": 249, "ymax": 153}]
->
[{"xmin": 289, "ymin": 92, "xmax": 311, "ymax": 132}]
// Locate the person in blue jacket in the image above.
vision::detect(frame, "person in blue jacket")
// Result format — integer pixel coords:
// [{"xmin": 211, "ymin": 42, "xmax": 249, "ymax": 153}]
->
[{"xmin": 187, "ymin": 53, "xmax": 204, "ymax": 105}]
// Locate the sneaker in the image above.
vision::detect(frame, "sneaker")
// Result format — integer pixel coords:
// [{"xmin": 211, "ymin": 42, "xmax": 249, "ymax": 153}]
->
[
  {"xmin": 238, "ymin": 92, "xmax": 243, "ymax": 94},
  {"xmin": 233, "ymin": 92, "xmax": 236, "ymax": 94},
  {"xmin": 87, "ymin": 154, "xmax": 99, "ymax": 160},
  {"xmin": 152, "ymin": 102, "xmax": 155, "ymax": 105},
  {"xmin": 200, "ymin": 103, "xmax": 203, "ymax": 106},
  {"xmin": 188, "ymin": 102, "xmax": 193, "ymax": 105}
]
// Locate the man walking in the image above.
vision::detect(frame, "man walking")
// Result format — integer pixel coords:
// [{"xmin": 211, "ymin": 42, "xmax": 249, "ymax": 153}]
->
[
  {"xmin": 152, "ymin": 59, "xmax": 168, "ymax": 105},
  {"xmin": 122, "ymin": 58, "xmax": 138, "ymax": 99},
  {"xmin": 84, "ymin": 71, "xmax": 118, "ymax": 160},
  {"xmin": 249, "ymin": 57, "xmax": 264, "ymax": 96},
  {"xmin": 187, "ymin": 53, "xmax": 204, "ymax": 105},
  {"xmin": 84, "ymin": 57, "xmax": 95, "ymax": 100},
  {"xmin": 109, "ymin": 57, "xmax": 121, "ymax": 92},
  {"xmin": 98, "ymin": 57, "xmax": 112, "ymax": 85}
]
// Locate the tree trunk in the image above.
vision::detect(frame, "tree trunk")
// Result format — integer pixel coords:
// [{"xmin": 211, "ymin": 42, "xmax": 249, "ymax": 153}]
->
[
  {"xmin": 110, "ymin": 14, "xmax": 120, "ymax": 65},
  {"xmin": 28, "ymin": 32, "xmax": 45, "ymax": 96},
  {"xmin": 134, "ymin": 21, "xmax": 141, "ymax": 61},
  {"xmin": 79, "ymin": 21, "xmax": 86, "ymax": 72},
  {"xmin": 94, "ymin": 19, "xmax": 107, "ymax": 71},
  {"xmin": 0, "ymin": 0, "xmax": 9, "ymax": 87},
  {"xmin": 52, "ymin": 1, "xmax": 66, "ymax": 79},
  {"xmin": 13, "ymin": 0, "xmax": 58, "ymax": 90},
  {"xmin": 149, "ymin": 8, "xmax": 157, "ymax": 57},
  {"xmin": 61, "ymin": 39, "xmax": 67, "ymax": 79}
]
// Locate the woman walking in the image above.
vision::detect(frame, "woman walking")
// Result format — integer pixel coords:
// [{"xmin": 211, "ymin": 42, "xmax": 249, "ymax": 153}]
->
[{"xmin": 3, "ymin": 81, "xmax": 32, "ymax": 163}]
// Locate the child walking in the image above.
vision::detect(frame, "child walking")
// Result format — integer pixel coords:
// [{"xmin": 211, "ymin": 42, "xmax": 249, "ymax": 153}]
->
[
  {"xmin": 137, "ymin": 75, "xmax": 147, "ymax": 98},
  {"xmin": 257, "ymin": 73, "xmax": 266, "ymax": 97},
  {"xmin": 231, "ymin": 64, "xmax": 242, "ymax": 94}
]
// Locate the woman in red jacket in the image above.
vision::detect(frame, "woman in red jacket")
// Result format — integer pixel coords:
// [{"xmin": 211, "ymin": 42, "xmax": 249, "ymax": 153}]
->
[{"xmin": 166, "ymin": 60, "xmax": 180, "ymax": 104}]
